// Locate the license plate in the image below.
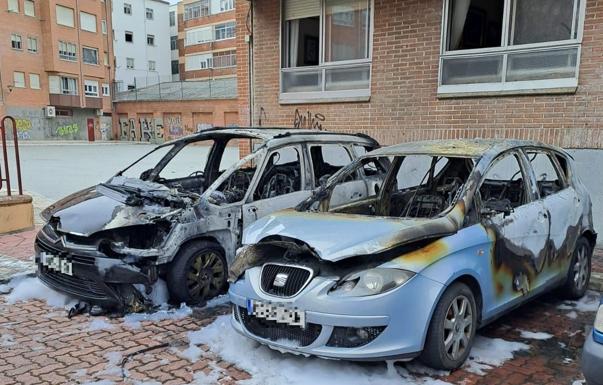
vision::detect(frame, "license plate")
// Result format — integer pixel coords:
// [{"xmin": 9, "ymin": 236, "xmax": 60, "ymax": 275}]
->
[
  {"xmin": 39, "ymin": 252, "xmax": 73, "ymax": 276},
  {"xmin": 247, "ymin": 299, "xmax": 306, "ymax": 328}
]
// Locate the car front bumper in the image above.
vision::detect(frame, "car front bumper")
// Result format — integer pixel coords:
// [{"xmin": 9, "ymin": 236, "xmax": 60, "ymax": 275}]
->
[
  {"xmin": 583, "ymin": 329, "xmax": 603, "ymax": 385},
  {"xmin": 228, "ymin": 267, "xmax": 444, "ymax": 361},
  {"xmin": 35, "ymin": 232, "xmax": 152, "ymax": 308}
]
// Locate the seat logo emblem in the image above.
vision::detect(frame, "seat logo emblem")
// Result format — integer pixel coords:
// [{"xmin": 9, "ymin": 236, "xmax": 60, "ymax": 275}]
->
[{"xmin": 273, "ymin": 273, "xmax": 289, "ymax": 287}]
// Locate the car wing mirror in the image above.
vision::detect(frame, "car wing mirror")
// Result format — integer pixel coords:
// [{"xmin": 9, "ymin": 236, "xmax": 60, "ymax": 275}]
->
[{"xmin": 139, "ymin": 168, "xmax": 153, "ymax": 181}]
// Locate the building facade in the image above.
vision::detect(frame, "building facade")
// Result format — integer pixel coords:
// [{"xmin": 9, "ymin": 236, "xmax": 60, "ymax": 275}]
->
[
  {"xmin": 0, "ymin": 0, "xmax": 114, "ymax": 141},
  {"xmin": 170, "ymin": 4, "xmax": 180, "ymax": 81},
  {"xmin": 112, "ymin": 0, "xmax": 171, "ymax": 91},
  {"xmin": 178, "ymin": 0, "xmax": 237, "ymax": 81},
  {"xmin": 238, "ymin": 0, "xmax": 603, "ymax": 150}
]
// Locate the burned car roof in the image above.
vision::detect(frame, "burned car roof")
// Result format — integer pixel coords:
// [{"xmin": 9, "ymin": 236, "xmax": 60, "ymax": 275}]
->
[{"xmin": 367, "ymin": 139, "xmax": 570, "ymax": 158}]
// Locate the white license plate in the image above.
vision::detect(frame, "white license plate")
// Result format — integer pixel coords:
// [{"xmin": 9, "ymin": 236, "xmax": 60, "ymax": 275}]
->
[
  {"xmin": 39, "ymin": 252, "xmax": 73, "ymax": 276},
  {"xmin": 247, "ymin": 299, "xmax": 306, "ymax": 328}
]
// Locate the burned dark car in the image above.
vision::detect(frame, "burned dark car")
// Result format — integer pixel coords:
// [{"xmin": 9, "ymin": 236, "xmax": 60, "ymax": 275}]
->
[
  {"xmin": 229, "ymin": 139, "xmax": 595, "ymax": 369},
  {"xmin": 35, "ymin": 128, "xmax": 377, "ymax": 310}
]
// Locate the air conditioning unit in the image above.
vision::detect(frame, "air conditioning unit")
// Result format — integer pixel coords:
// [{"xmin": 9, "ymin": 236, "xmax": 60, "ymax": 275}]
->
[
  {"xmin": 45, "ymin": 106, "xmax": 56, "ymax": 118},
  {"xmin": 96, "ymin": 109, "xmax": 103, "ymax": 116}
]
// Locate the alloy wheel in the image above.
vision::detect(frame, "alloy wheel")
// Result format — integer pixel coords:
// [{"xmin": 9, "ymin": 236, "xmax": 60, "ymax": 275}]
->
[
  {"xmin": 443, "ymin": 295, "xmax": 473, "ymax": 361},
  {"xmin": 573, "ymin": 244, "xmax": 590, "ymax": 292},
  {"xmin": 186, "ymin": 251, "xmax": 225, "ymax": 301}
]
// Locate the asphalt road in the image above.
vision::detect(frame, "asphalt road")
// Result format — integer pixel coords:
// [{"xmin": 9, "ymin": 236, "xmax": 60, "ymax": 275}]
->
[{"xmin": 2, "ymin": 142, "xmax": 239, "ymax": 202}]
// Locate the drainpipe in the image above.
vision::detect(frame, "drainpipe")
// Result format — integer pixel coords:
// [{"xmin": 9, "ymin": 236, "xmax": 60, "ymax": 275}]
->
[{"xmin": 246, "ymin": 0, "xmax": 254, "ymax": 127}]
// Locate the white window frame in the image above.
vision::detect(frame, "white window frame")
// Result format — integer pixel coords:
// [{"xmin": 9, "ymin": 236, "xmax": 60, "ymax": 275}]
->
[
  {"xmin": 82, "ymin": 46, "xmax": 99, "ymax": 65},
  {"xmin": 60, "ymin": 77, "xmax": 78, "ymax": 95},
  {"xmin": 124, "ymin": 3, "xmax": 132, "ymax": 15},
  {"xmin": 84, "ymin": 80, "xmax": 99, "ymax": 97},
  {"xmin": 59, "ymin": 41, "xmax": 77, "ymax": 61},
  {"xmin": 27, "ymin": 36, "xmax": 38, "ymax": 53},
  {"xmin": 146, "ymin": 7, "xmax": 153, "ymax": 20},
  {"xmin": 24, "ymin": 0, "xmax": 35, "ymax": 17},
  {"xmin": 148, "ymin": 60, "xmax": 156, "ymax": 71},
  {"xmin": 102, "ymin": 83, "xmax": 110, "ymax": 96},
  {"xmin": 147, "ymin": 34, "xmax": 155, "ymax": 46},
  {"xmin": 8, "ymin": 0, "xmax": 18, "ymax": 13},
  {"xmin": 220, "ymin": 0, "xmax": 234, "ymax": 12},
  {"xmin": 125, "ymin": 31, "xmax": 134, "ymax": 43},
  {"xmin": 29, "ymin": 73, "xmax": 40, "ymax": 89},
  {"xmin": 11, "ymin": 33, "xmax": 22, "ymax": 50},
  {"xmin": 126, "ymin": 57, "xmax": 135, "ymax": 69},
  {"xmin": 278, "ymin": 0, "xmax": 374, "ymax": 104},
  {"xmin": 184, "ymin": 0, "xmax": 209, "ymax": 21},
  {"xmin": 170, "ymin": 35, "xmax": 178, "ymax": 50},
  {"xmin": 56, "ymin": 5, "xmax": 75, "ymax": 28},
  {"xmin": 13, "ymin": 72, "xmax": 25, "ymax": 88},
  {"xmin": 437, "ymin": 0, "xmax": 587, "ymax": 97},
  {"xmin": 101, "ymin": 20, "xmax": 107, "ymax": 34},
  {"xmin": 79, "ymin": 11, "xmax": 97, "ymax": 33},
  {"xmin": 214, "ymin": 21, "xmax": 236, "ymax": 41},
  {"xmin": 169, "ymin": 10, "xmax": 176, "ymax": 26}
]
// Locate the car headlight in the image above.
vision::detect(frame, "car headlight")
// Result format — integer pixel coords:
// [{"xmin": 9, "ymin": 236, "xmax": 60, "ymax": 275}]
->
[
  {"xmin": 329, "ymin": 268, "xmax": 415, "ymax": 297},
  {"xmin": 595, "ymin": 304, "xmax": 603, "ymax": 334}
]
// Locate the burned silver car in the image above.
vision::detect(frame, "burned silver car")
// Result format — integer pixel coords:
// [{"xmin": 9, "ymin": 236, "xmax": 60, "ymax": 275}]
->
[{"xmin": 35, "ymin": 128, "xmax": 377, "ymax": 310}]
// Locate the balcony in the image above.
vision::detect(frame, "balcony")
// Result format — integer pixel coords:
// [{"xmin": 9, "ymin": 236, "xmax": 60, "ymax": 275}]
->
[
  {"xmin": 49, "ymin": 94, "xmax": 80, "ymax": 108},
  {"xmin": 85, "ymin": 97, "xmax": 103, "ymax": 109}
]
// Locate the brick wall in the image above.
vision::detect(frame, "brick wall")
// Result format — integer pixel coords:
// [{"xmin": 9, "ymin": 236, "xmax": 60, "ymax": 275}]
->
[{"xmin": 241, "ymin": 0, "xmax": 603, "ymax": 149}]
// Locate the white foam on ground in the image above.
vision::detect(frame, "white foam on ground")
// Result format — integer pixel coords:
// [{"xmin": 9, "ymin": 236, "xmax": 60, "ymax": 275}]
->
[
  {"xmin": 5, "ymin": 277, "xmax": 78, "ymax": 308},
  {"xmin": 134, "ymin": 279, "xmax": 170, "ymax": 307},
  {"xmin": 187, "ymin": 315, "xmax": 453, "ymax": 385},
  {"xmin": 205, "ymin": 294, "xmax": 230, "ymax": 308},
  {"xmin": 87, "ymin": 319, "xmax": 115, "ymax": 332},
  {"xmin": 558, "ymin": 291, "xmax": 601, "ymax": 313},
  {"xmin": 566, "ymin": 311, "xmax": 578, "ymax": 320},
  {"xmin": 0, "ymin": 333, "xmax": 16, "ymax": 347},
  {"xmin": 100, "ymin": 351, "xmax": 123, "ymax": 377},
  {"xmin": 518, "ymin": 330, "xmax": 553, "ymax": 340},
  {"xmin": 464, "ymin": 336, "xmax": 530, "ymax": 375},
  {"xmin": 123, "ymin": 303, "xmax": 192, "ymax": 329},
  {"xmin": 82, "ymin": 381, "xmax": 115, "ymax": 385}
]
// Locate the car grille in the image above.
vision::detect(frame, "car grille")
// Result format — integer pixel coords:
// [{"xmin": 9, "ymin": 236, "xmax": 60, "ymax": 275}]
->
[
  {"xmin": 36, "ymin": 238, "xmax": 95, "ymax": 266},
  {"xmin": 260, "ymin": 264, "xmax": 313, "ymax": 297},
  {"xmin": 239, "ymin": 307, "xmax": 321, "ymax": 347},
  {"xmin": 38, "ymin": 267, "xmax": 108, "ymax": 300}
]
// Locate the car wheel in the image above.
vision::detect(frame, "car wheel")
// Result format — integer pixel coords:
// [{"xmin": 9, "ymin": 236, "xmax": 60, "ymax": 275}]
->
[
  {"xmin": 166, "ymin": 240, "xmax": 227, "ymax": 305},
  {"xmin": 420, "ymin": 282, "xmax": 477, "ymax": 370},
  {"xmin": 561, "ymin": 236, "xmax": 592, "ymax": 300}
]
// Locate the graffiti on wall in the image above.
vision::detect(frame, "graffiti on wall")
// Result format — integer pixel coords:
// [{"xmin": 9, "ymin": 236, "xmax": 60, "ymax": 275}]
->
[
  {"xmin": 293, "ymin": 109, "xmax": 325, "ymax": 131},
  {"xmin": 196, "ymin": 123, "xmax": 213, "ymax": 132},
  {"xmin": 56, "ymin": 123, "xmax": 79, "ymax": 136},
  {"xmin": 15, "ymin": 118, "xmax": 32, "ymax": 140},
  {"xmin": 119, "ymin": 116, "xmax": 164, "ymax": 142},
  {"xmin": 165, "ymin": 114, "xmax": 183, "ymax": 137},
  {"xmin": 99, "ymin": 117, "xmax": 111, "ymax": 141}
]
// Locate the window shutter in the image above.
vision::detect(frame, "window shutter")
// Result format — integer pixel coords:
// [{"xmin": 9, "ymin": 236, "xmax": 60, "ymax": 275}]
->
[
  {"xmin": 56, "ymin": 5, "xmax": 75, "ymax": 27},
  {"xmin": 80, "ymin": 12, "xmax": 97, "ymax": 32},
  {"xmin": 283, "ymin": 0, "xmax": 321, "ymax": 20},
  {"xmin": 49, "ymin": 76, "xmax": 61, "ymax": 94}
]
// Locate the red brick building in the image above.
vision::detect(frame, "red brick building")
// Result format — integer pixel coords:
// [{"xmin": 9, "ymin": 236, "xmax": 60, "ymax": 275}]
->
[{"xmin": 236, "ymin": 0, "xmax": 603, "ymax": 149}]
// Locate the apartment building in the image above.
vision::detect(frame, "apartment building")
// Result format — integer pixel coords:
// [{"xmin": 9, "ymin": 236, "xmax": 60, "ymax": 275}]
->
[
  {"xmin": 112, "ymin": 0, "xmax": 171, "ymax": 91},
  {"xmin": 170, "ymin": 4, "xmax": 180, "ymax": 81},
  {"xmin": 0, "ymin": 0, "xmax": 114, "ymax": 140},
  {"xmin": 178, "ymin": 0, "xmax": 237, "ymax": 80}
]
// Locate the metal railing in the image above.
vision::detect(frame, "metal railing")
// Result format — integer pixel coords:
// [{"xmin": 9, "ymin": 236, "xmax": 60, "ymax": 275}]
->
[
  {"xmin": 112, "ymin": 77, "xmax": 237, "ymax": 102},
  {"xmin": 0, "ymin": 116, "xmax": 23, "ymax": 196}
]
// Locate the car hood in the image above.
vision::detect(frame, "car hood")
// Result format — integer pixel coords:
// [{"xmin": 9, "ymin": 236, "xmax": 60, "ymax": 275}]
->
[
  {"xmin": 243, "ymin": 207, "xmax": 464, "ymax": 262},
  {"xmin": 42, "ymin": 178, "xmax": 193, "ymax": 237}
]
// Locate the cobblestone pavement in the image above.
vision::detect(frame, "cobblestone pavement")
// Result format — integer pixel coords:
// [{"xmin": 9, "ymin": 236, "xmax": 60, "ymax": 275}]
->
[{"xmin": 0, "ymin": 227, "xmax": 601, "ymax": 385}]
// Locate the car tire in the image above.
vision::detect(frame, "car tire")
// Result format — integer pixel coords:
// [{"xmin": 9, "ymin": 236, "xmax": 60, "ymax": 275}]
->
[
  {"xmin": 166, "ymin": 240, "xmax": 227, "ymax": 306},
  {"xmin": 420, "ymin": 282, "xmax": 478, "ymax": 370},
  {"xmin": 561, "ymin": 236, "xmax": 592, "ymax": 300}
]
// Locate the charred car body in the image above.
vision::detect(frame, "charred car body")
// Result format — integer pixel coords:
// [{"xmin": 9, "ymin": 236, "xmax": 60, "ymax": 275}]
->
[
  {"xmin": 229, "ymin": 139, "xmax": 596, "ymax": 369},
  {"xmin": 35, "ymin": 128, "xmax": 378, "ymax": 310}
]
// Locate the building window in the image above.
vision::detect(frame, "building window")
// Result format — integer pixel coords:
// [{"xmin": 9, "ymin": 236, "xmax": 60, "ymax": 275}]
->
[
  {"xmin": 147, "ymin": 34, "xmax": 155, "ymax": 46},
  {"xmin": 185, "ymin": 26, "xmax": 213, "ymax": 46},
  {"xmin": 11, "ymin": 34, "xmax": 22, "ymax": 50},
  {"xmin": 438, "ymin": 0, "xmax": 586, "ymax": 96},
  {"xmin": 80, "ymin": 11, "xmax": 97, "ymax": 33},
  {"xmin": 146, "ymin": 7, "xmax": 153, "ymax": 19},
  {"xmin": 27, "ymin": 37, "xmax": 38, "ymax": 53},
  {"xmin": 169, "ymin": 11, "xmax": 176, "ymax": 26},
  {"xmin": 148, "ymin": 60, "xmax": 156, "ymax": 71},
  {"xmin": 84, "ymin": 80, "xmax": 99, "ymax": 97},
  {"xmin": 185, "ymin": 53, "xmax": 211, "ymax": 71},
  {"xmin": 61, "ymin": 77, "xmax": 77, "ymax": 95},
  {"xmin": 29, "ymin": 73, "xmax": 40, "ymax": 89},
  {"xmin": 13, "ymin": 72, "xmax": 25, "ymax": 88},
  {"xmin": 220, "ymin": 0, "xmax": 234, "ymax": 12},
  {"xmin": 59, "ymin": 41, "xmax": 77, "ymax": 61},
  {"xmin": 102, "ymin": 83, "xmax": 110, "ymax": 96},
  {"xmin": 101, "ymin": 20, "xmax": 107, "ymax": 34},
  {"xmin": 56, "ymin": 5, "xmax": 75, "ymax": 27},
  {"xmin": 125, "ymin": 31, "xmax": 133, "ymax": 43},
  {"xmin": 82, "ymin": 47, "xmax": 98, "ymax": 65},
  {"xmin": 280, "ymin": 0, "xmax": 372, "ymax": 102},
  {"xmin": 124, "ymin": 3, "xmax": 132, "ymax": 15},
  {"xmin": 184, "ymin": 0, "xmax": 209, "ymax": 20},
  {"xmin": 8, "ymin": 0, "xmax": 18, "ymax": 13},
  {"xmin": 104, "ymin": 52, "xmax": 109, "ymax": 66},
  {"xmin": 56, "ymin": 108, "xmax": 73, "ymax": 117},
  {"xmin": 126, "ymin": 57, "xmax": 135, "ymax": 69},
  {"xmin": 214, "ymin": 21, "xmax": 235, "ymax": 40},
  {"xmin": 171, "ymin": 60, "xmax": 179, "ymax": 75},
  {"xmin": 24, "ymin": 0, "xmax": 35, "ymax": 17},
  {"xmin": 212, "ymin": 50, "xmax": 236, "ymax": 68},
  {"xmin": 170, "ymin": 35, "xmax": 177, "ymax": 50}
]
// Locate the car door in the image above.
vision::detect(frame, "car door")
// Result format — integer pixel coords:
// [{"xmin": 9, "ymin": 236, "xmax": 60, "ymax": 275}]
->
[
  {"xmin": 242, "ymin": 144, "xmax": 311, "ymax": 226},
  {"xmin": 478, "ymin": 150, "xmax": 550, "ymax": 315},
  {"xmin": 523, "ymin": 149, "xmax": 581, "ymax": 279}
]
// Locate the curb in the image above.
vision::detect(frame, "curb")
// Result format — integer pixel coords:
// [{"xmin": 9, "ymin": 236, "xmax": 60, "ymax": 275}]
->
[{"xmin": 589, "ymin": 271, "xmax": 603, "ymax": 292}]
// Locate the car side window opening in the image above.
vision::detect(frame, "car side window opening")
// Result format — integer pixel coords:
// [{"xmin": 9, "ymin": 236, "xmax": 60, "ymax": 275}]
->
[
  {"xmin": 310, "ymin": 144, "xmax": 353, "ymax": 186},
  {"xmin": 158, "ymin": 140, "xmax": 214, "ymax": 181},
  {"xmin": 218, "ymin": 138, "xmax": 243, "ymax": 173},
  {"xmin": 525, "ymin": 150, "xmax": 566, "ymax": 198},
  {"xmin": 213, "ymin": 157, "xmax": 259, "ymax": 205},
  {"xmin": 478, "ymin": 152, "xmax": 527, "ymax": 214},
  {"xmin": 253, "ymin": 146, "xmax": 302, "ymax": 201}
]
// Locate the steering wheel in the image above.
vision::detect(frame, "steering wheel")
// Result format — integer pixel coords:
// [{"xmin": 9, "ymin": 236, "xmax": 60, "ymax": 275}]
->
[
  {"xmin": 222, "ymin": 170, "xmax": 252, "ymax": 202},
  {"xmin": 188, "ymin": 170, "xmax": 204, "ymax": 177},
  {"xmin": 261, "ymin": 173, "xmax": 294, "ymax": 199}
]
